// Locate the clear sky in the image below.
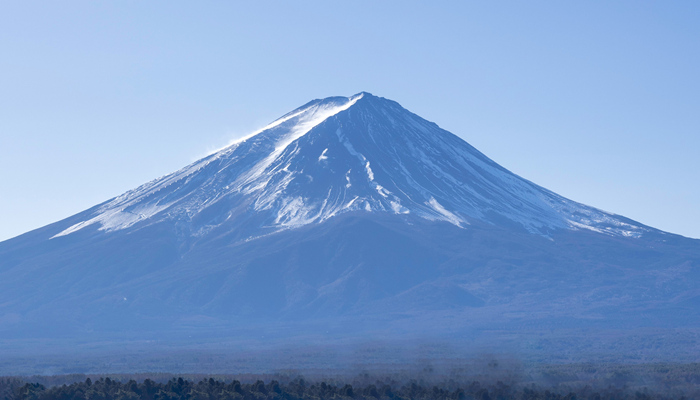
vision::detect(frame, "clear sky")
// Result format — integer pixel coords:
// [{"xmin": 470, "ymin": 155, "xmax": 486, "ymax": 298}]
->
[{"xmin": 1, "ymin": 1, "xmax": 699, "ymax": 241}]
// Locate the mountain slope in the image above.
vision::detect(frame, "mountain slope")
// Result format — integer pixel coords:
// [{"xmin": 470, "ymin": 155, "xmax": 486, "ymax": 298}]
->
[
  {"xmin": 51, "ymin": 92, "xmax": 647, "ymax": 241},
  {"xmin": 0, "ymin": 92, "xmax": 698, "ymax": 363}
]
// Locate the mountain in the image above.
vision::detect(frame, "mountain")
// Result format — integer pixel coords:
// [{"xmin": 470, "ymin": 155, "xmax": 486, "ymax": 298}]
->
[
  {"xmin": 49, "ymin": 93, "xmax": 649, "ymax": 239},
  {"xmin": 1, "ymin": 92, "xmax": 699, "ymax": 368}
]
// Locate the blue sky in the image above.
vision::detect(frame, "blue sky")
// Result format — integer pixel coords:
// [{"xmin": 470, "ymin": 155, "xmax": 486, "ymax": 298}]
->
[{"xmin": 1, "ymin": 1, "xmax": 699, "ymax": 240}]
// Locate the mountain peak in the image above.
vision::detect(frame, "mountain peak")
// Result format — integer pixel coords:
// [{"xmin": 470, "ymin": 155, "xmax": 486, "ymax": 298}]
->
[{"xmin": 50, "ymin": 93, "xmax": 649, "ymax": 241}]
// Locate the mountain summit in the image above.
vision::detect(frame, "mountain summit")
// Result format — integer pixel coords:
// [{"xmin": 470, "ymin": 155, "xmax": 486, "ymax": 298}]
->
[
  {"xmin": 54, "ymin": 92, "xmax": 646, "ymax": 241},
  {"xmin": 1, "ymin": 92, "xmax": 698, "ymax": 365}
]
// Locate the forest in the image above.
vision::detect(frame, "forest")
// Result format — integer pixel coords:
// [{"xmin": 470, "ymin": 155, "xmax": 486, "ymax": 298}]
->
[{"xmin": 0, "ymin": 373, "xmax": 696, "ymax": 400}]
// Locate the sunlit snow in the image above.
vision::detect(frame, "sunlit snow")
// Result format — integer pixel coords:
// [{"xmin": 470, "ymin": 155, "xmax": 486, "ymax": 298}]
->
[{"xmin": 51, "ymin": 92, "xmax": 649, "ymax": 241}]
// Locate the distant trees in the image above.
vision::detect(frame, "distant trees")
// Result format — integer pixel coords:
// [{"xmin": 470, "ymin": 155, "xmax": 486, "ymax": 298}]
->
[
  {"xmin": 0, "ymin": 378, "xmax": 24, "ymax": 400},
  {"xmin": 4, "ymin": 375, "xmax": 689, "ymax": 400}
]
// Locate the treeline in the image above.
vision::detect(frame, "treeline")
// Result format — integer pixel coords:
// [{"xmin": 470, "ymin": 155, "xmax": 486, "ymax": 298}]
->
[{"xmin": 3, "ymin": 376, "xmax": 690, "ymax": 400}]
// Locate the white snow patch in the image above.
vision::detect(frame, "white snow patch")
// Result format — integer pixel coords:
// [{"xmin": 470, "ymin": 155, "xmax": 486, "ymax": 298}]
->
[
  {"xmin": 241, "ymin": 94, "xmax": 364, "ymax": 188},
  {"xmin": 365, "ymin": 161, "xmax": 375, "ymax": 181},
  {"xmin": 318, "ymin": 148, "xmax": 329, "ymax": 161},
  {"xmin": 390, "ymin": 201, "xmax": 409, "ymax": 214},
  {"xmin": 567, "ymin": 220, "xmax": 608, "ymax": 235},
  {"xmin": 275, "ymin": 197, "xmax": 315, "ymax": 227},
  {"xmin": 345, "ymin": 196, "xmax": 359, "ymax": 208},
  {"xmin": 427, "ymin": 197, "xmax": 464, "ymax": 227},
  {"xmin": 53, "ymin": 203, "xmax": 172, "ymax": 238},
  {"xmin": 375, "ymin": 184, "xmax": 391, "ymax": 198},
  {"xmin": 213, "ymin": 107, "xmax": 309, "ymax": 153}
]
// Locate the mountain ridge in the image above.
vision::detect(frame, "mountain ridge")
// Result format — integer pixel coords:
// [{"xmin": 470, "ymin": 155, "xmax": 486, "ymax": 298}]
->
[{"xmin": 44, "ymin": 92, "xmax": 651, "ymax": 244}]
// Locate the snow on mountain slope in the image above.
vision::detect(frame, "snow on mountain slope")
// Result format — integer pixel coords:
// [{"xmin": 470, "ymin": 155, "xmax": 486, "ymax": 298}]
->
[{"xmin": 52, "ymin": 92, "xmax": 648, "ymax": 241}]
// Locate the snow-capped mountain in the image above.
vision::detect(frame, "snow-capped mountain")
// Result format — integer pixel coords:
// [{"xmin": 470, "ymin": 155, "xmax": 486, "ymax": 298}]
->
[
  {"xmin": 53, "ymin": 92, "xmax": 645, "ymax": 241},
  {"xmin": 0, "ymin": 92, "xmax": 698, "ymax": 366}
]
